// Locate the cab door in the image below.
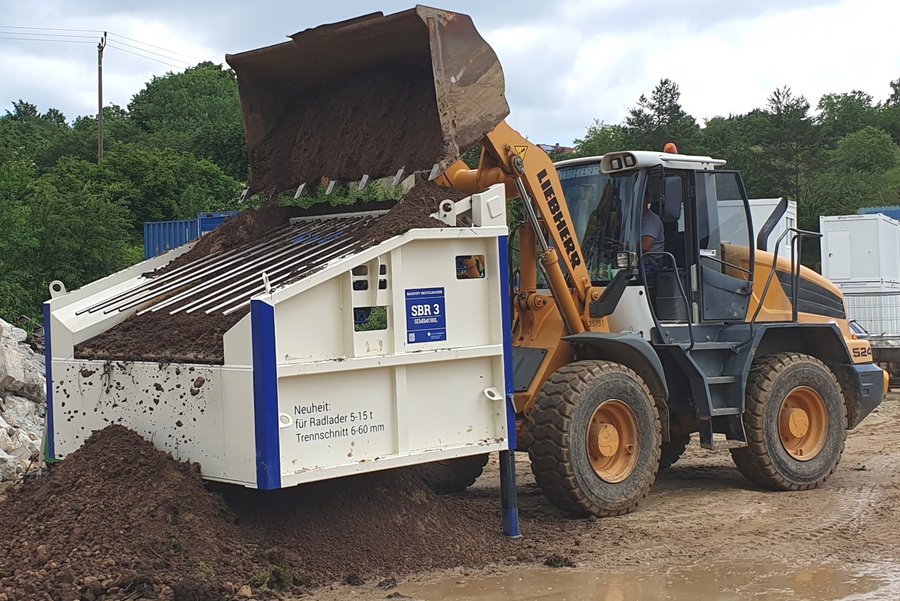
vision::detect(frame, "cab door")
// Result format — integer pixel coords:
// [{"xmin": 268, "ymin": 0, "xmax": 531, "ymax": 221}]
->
[{"xmin": 692, "ymin": 171, "xmax": 754, "ymax": 322}]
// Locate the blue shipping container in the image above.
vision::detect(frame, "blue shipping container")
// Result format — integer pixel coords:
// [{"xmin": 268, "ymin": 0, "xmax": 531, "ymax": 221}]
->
[
  {"xmin": 143, "ymin": 219, "xmax": 200, "ymax": 260},
  {"xmin": 198, "ymin": 211, "xmax": 240, "ymax": 235},
  {"xmin": 858, "ymin": 206, "xmax": 900, "ymax": 221}
]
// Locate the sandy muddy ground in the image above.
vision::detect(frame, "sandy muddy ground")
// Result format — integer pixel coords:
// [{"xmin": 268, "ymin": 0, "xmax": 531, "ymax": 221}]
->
[{"xmin": 307, "ymin": 393, "xmax": 900, "ymax": 600}]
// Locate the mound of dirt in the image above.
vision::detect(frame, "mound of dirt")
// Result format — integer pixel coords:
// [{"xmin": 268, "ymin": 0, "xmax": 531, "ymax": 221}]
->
[
  {"xmin": 74, "ymin": 311, "xmax": 246, "ymax": 365},
  {"xmin": 77, "ymin": 180, "xmax": 465, "ymax": 365},
  {"xmin": 359, "ymin": 179, "xmax": 466, "ymax": 245},
  {"xmin": 224, "ymin": 467, "xmax": 514, "ymax": 586},
  {"xmin": 0, "ymin": 425, "xmax": 256, "ymax": 601},
  {"xmin": 0, "ymin": 426, "xmax": 518, "ymax": 599}
]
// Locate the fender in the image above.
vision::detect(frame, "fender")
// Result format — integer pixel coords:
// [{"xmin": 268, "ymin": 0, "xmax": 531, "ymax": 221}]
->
[
  {"xmin": 562, "ymin": 332, "xmax": 668, "ymax": 400},
  {"xmin": 750, "ymin": 322, "xmax": 883, "ymax": 429},
  {"xmin": 564, "ymin": 332, "xmax": 669, "ymax": 439},
  {"xmin": 563, "ymin": 332, "xmax": 670, "ymax": 440}
]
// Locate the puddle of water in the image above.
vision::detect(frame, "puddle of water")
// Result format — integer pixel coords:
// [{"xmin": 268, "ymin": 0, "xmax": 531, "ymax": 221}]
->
[{"xmin": 402, "ymin": 562, "xmax": 894, "ymax": 601}]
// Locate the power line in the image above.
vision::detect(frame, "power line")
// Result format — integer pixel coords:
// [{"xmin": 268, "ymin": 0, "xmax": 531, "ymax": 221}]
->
[
  {"xmin": 0, "ymin": 25, "xmax": 103, "ymax": 34},
  {"xmin": 1, "ymin": 26, "xmax": 205, "ymax": 63},
  {"xmin": 107, "ymin": 31, "xmax": 202, "ymax": 62},
  {"xmin": 0, "ymin": 30, "xmax": 97, "ymax": 40},
  {"xmin": 106, "ymin": 42, "xmax": 188, "ymax": 69},
  {"xmin": 105, "ymin": 37, "xmax": 198, "ymax": 65},
  {"xmin": 0, "ymin": 36, "xmax": 95, "ymax": 44}
]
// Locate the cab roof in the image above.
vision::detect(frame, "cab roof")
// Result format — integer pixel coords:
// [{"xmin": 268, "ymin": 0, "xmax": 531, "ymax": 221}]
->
[{"xmin": 555, "ymin": 151, "xmax": 726, "ymax": 173}]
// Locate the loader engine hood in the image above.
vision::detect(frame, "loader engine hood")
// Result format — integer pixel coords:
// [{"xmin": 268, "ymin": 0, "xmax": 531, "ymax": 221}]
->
[{"xmin": 226, "ymin": 6, "xmax": 509, "ymax": 194}]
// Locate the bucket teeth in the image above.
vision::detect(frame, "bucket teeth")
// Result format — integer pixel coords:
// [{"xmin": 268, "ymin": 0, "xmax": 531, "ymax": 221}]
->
[
  {"xmin": 428, "ymin": 163, "xmax": 442, "ymax": 181},
  {"xmin": 237, "ymin": 188, "xmax": 250, "ymax": 204},
  {"xmin": 325, "ymin": 180, "xmax": 337, "ymax": 195},
  {"xmin": 392, "ymin": 168, "xmax": 406, "ymax": 187},
  {"xmin": 358, "ymin": 174, "xmax": 370, "ymax": 191},
  {"xmin": 293, "ymin": 182, "xmax": 307, "ymax": 199}
]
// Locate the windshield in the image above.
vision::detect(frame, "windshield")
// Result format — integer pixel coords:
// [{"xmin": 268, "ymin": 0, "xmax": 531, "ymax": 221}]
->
[{"xmin": 558, "ymin": 163, "xmax": 643, "ymax": 282}]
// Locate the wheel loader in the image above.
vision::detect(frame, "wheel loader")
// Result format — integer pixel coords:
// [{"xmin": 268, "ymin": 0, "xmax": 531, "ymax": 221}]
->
[{"xmin": 225, "ymin": 6, "xmax": 887, "ymax": 518}]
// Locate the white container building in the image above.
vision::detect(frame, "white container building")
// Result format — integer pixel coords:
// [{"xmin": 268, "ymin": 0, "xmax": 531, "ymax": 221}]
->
[{"xmin": 820, "ymin": 214, "xmax": 900, "ymax": 292}]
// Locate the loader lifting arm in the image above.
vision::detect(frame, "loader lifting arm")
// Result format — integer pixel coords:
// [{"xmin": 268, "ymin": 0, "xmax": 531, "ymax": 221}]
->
[{"xmin": 438, "ymin": 121, "xmax": 591, "ymax": 335}]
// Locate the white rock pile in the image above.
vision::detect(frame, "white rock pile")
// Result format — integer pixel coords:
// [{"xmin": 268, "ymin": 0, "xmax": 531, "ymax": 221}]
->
[{"xmin": 0, "ymin": 318, "xmax": 46, "ymax": 480}]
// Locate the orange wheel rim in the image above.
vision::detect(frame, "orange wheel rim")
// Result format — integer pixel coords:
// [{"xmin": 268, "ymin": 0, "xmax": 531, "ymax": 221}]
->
[
  {"xmin": 779, "ymin": 386, "xmax": 828, "ymax": 461},
  {"xmin": 586, "ymin": 399, "xmax": 639, "ymax": 483}
]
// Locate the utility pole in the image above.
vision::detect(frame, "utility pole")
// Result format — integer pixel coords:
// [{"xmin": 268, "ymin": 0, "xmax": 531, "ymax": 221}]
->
[{"xmin": 97, "ymin": 31, "xmax": 107, "ymax": 161}]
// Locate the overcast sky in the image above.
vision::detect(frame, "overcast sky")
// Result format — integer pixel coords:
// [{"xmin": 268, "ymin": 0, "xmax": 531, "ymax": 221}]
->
[{"xmin": 1, "ymin": 0, "xmax": 898, "ymax": 146}]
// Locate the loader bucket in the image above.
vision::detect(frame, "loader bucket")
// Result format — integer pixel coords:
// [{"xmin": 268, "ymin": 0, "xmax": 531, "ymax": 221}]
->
[{"xmin": 226, "ymin": 6, "xmax": 509, "ymax": 195}]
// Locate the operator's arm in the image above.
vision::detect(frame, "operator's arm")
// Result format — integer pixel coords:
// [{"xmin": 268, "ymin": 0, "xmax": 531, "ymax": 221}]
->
[{"xmin": 641, "ymin": 210, "xmax": 664, "ymax": 254}]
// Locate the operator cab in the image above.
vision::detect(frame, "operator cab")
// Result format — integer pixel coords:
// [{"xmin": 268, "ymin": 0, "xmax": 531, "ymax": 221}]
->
[{"xmin": 555, "ymin": 148, "xmax": 755, "ymax": 337}]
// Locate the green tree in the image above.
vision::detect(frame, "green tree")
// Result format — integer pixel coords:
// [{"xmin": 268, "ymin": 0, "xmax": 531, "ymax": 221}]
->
[
  {"xmin": 41, "ymin": 105, "xmax": 143, "ymax": 167},
  {"xmin": 830, "ymin": 126, "xmax": 898, "ymax": 173},
  {"xmin": 817, "ymin": 91, "xmax": 878, "ymax": 144},
  {"xmin": 98, "ymin": 144, "xmax": 243, "ymax": 231},
  {"xmin": 0, "ymin": 101, "xmax": 70, "ymax": 166},
  {"xmin": 624, "ymin": 79, "xmax": 699, "ymax": 151},
  {"xmin": 888, "ymin": 77, "xmax": 900, "ymax": 106},
  {"xmin": 0, "ymin": 160, "xmax": 38, "ymax": 320},
  {"xmin": 880, "ymin": 77, "xmax": 900, "ymax": 145},
  {"xmin": 21, "ymin": 158, "xmax": 140, "ymax": 316},
  {"xmin": 573, "ymin": 120, "xmax": 628, "ymax": 157},
  {"xmin": 697, "ymin": 111, "xmax": 782, "ymax": 198},
  {"xmin": 128, "ymin": 62, "xmax": 247, "ymax": 180},
  {"xmin": 765, "ymin": 86, "xmax": 819, "ymax": 205}
]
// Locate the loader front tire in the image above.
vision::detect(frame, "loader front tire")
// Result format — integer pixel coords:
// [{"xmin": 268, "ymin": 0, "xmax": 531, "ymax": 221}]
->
[
  {"xmin": 529, "ymin": 361, "xmax": 661, "ymax": 517},
  {"xmin": 417, "ymin": 454, "xmax": 489, "ymax": 495},
  {"xmin": 731, "ymin": 353, "xmax": 846, "ymax": 490}
]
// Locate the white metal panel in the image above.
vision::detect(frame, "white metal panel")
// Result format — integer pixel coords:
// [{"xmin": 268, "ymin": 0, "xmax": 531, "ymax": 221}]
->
[
  {"xmin": 274, "ymin": 277, "xmax": 349, "ymax": 362},
  {"xmin": 607, "ymin": 287, "xmax": 656, "ymax": 339},
  {"xmin": 844, "ymin": 292, "xmax": 900, "ymax": 337},
  {"xmin": 50, "ymin": 360, "xmax": 256, "ymax": 485},
  {"xmin": 835, "ymin": 280, "xmax": 900, "ymax": 294},
  {"xmin": 393, "ymin": 238, "xmax": 497, "ymax": 353}
]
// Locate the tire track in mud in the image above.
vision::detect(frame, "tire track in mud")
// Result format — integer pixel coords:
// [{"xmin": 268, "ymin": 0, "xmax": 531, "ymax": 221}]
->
[{"xmin": 470, "ymin": 395, "xmax": 900, "ymax": 572}]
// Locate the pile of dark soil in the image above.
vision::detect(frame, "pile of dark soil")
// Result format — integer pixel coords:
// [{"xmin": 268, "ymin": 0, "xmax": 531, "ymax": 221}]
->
[
  {"xmin": 74, "ymin": 311, "xmax": 246, "ymax": 365},
  {"xmin": 359, "ymin": 179, "xmax": 466, "ymax": 245},
  {"xmin": 225, "ymin": 466, "xmax": 514, "ymax": 586},
  {"xmin": 0, "ymin": 426, "xmax": 256, "ymax": 601},
  {"xmin": 77, "ymin": 180, "xmax": 464, "ymax": 365},
  {"xmin": 0, "ymin": 426, "xmax": 519, "ymax": 600}
]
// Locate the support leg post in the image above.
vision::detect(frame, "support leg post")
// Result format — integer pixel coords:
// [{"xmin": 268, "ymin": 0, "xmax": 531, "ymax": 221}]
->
[{"xmin": 499, "ymin": 449, "xmax": 521, "ymax": 538}]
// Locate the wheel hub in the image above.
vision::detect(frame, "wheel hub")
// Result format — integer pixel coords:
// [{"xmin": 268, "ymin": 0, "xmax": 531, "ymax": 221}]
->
[
  {"xmin": 779, "ymin": 386, "xmax": 828, "ymax": 461},
  {"xmin": 785, "ymin": 407, "xmax": 810, "ymax": 438},
  {"xmin": 596, "ymin": 424, "xmax": 620, "ymax": 457},
  {"xmin": 586, "ymin": 399, "xmax": 639, "ymax": 483}
]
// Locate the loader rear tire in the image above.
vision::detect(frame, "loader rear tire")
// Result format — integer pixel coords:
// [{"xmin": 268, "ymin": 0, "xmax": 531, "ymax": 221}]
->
[
  {"xmin": 659, "ymin": 433, "xmax": 691, "ymax": 470},
  {"xmin": 528, "ymin": 361, "xmax": 661, "ymax": 518},
  {"xmin": 417, "ymin": 454, "xmax": 489, "ymax": 495},
  {"xmin": 730, "ymin": 353, "xmax": 846, "ymax": 491}
]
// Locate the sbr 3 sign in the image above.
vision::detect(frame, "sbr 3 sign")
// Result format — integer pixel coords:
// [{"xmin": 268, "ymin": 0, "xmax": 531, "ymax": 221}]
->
[
  {"xmin": 405, "ymin": 287, "xmax": 447, "ymax": 343},
  {"xmin": 410, "ymin": 303, "xmax": 441, "ymax": 317}
]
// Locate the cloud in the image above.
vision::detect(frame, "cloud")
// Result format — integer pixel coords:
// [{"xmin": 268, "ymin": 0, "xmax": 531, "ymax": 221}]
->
[{"xmin": 1, "ymin": 0, "xmax": 897, "ymax": 146}]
